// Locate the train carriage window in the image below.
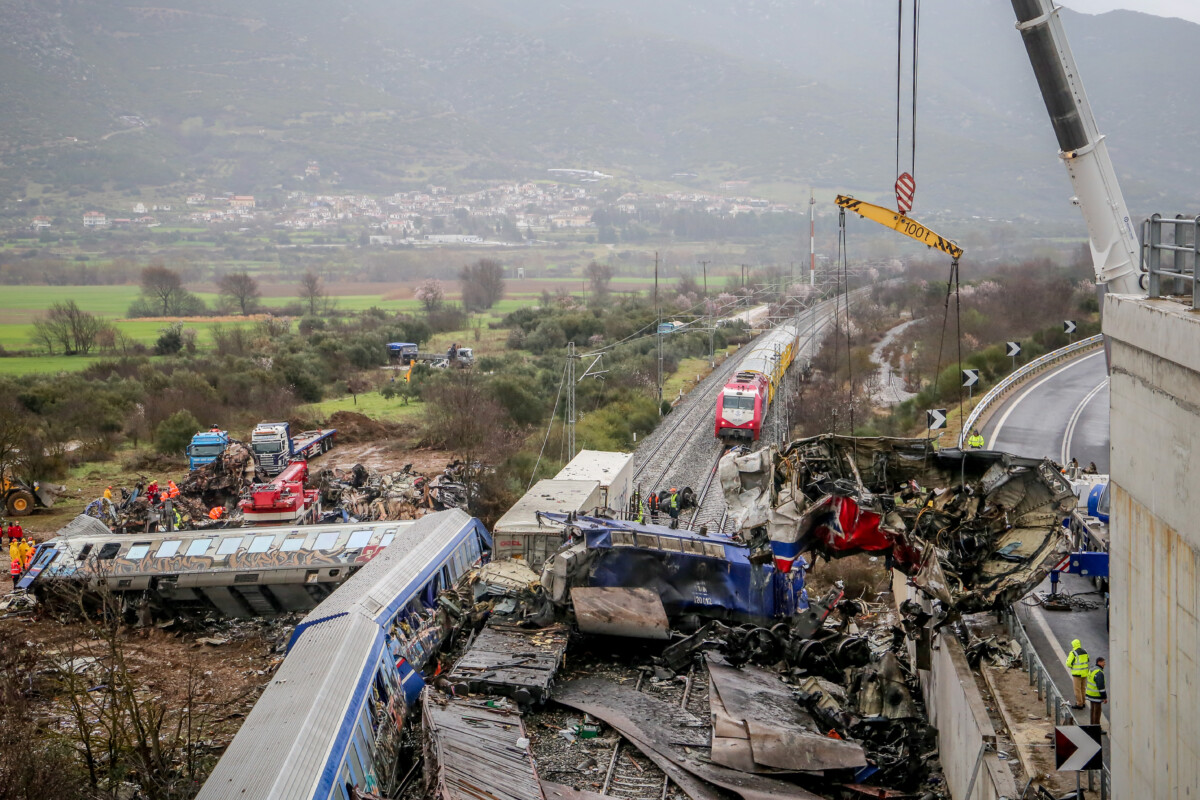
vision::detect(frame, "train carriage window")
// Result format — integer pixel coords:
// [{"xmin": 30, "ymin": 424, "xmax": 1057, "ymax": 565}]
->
[
  {"xmin": 380, "ymin": 533, "xmax": 395, "ymax": 548},
  {"xmin": 155, "ymin": 540, "xmax": 182, "ymax": 558},
  {"xmin": 346, "ymin": 530, "xmax": 373, "ymax": 550},
  {"xmin": 126, "ymin": 543, "xmax": 152, "ymax": 560},
  {"xmin": 185, "ymin": 538, "xmax": 213, "ymax": 557},
  {"xmin": 612, "ymin": 531, "xmax": 635, "ymax": 547},
  {"xmin": 636, "ymin": 534, "xmax": 661, "ymax": 550},
  {"xmin": 703, "ymin": 542, "xmax": 726, "ymax": 559},
  {"xmin": 96, "ymin": 543, "xmax": 120, "ymax": 560},
  {"xmin": 659, "ymin": 537, "xmax": 683, "ymax": 553},
  {"xmin": 681, "ymin": 539, "xmax": 704, "ymax": 555},
  {"xmin": 281, "ymin": 538, "xmax": 305, "ymax": 552},
  {"xmin": 314, "ymin": 531, "xmax": 339, "ymax": 551},
  {"xmin": 217, "ymin": 537, "xmax": 243, "ymax": 556},
  {"xmin": 248, "ymin": 535, "xmax": 274, "ymax": 554}
]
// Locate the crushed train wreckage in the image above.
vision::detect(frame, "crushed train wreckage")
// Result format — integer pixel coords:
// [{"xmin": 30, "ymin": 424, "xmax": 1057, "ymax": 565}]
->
[{"xmin": 720, "ymin": 435, "xmax": 1075, "ymax": 615}]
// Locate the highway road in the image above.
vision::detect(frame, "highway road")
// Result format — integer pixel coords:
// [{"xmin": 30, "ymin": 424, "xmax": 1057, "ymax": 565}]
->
[
  {"xmin": 982, "ymin": 349, "xmax": 1110, "ymax": 472},
  {"xmin": 982, "ymin": 348, "xmax": 1113, "ymax": 742}
]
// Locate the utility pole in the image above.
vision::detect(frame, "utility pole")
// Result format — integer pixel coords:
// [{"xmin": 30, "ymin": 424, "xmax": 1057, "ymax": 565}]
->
[
  {"xmin": 655, "ymin": 252, "xmax": 663, "ymax": 414},
  {"xmin": 810, "ymin": 190, "xmax": 817, "ymax": 286},
  {"xmin": 699, "ymin": 259, "xmax": 710, "ymax": 298},
  {"xmin": 567, "ymin": 341, "xmax": 576, "ymax": 459}
]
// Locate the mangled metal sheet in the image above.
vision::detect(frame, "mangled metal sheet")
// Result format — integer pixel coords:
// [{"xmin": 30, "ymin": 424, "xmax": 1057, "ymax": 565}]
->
[
  {"xmin": 446, "ymin": 622, "xmax": 569, "ymax": 705},
  {"xmin": 720, "ymin": 436, "xmax": 1074, "ymax": 614},
  {"xmin": 706, "ymin": 655, "xmax": 867, "ymax": 773},
  {"xmin": 554, "ymin": 678, "xmax": 825, "ymax": 800},
  {"xmin": 571, "ymin": 587, "xmax": 670, "ymax": 640},
  {"xmin": 422, "ymin": 694, "xmax": 545, "ymax": 800},
  {"xmin": 540, "ymin": 782, "xmax": 611, "ymax": 800}
]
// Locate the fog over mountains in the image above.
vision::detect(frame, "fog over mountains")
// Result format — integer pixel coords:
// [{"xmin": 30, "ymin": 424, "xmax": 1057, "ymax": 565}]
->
[{"xmin": 1, "ymin": 0, "xmax": 1196, "ymax": 220}]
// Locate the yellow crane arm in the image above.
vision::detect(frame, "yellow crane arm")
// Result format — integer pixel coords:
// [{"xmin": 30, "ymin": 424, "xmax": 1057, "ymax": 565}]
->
[{"xmin": 835, "ymin": 195, "xmax": 964, "ymax": 260}]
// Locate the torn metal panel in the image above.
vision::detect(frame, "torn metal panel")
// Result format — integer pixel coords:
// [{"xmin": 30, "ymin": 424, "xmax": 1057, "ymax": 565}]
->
[
  {"xmin": 706, "ymin": 655, "xmax": 867, "ymax": 772},
  {"xmin": 571, "ymin": 587, "xmax": 670, "ymax": 640},
  {"xmin": 720, "ymin": 435, "xmax": 1075, "ymax": 614},
  {"xmin": 554, "ymin": 678, "xmax": 826, "ymax": 800},
  {"xmin": 422, "ymin": 694, "xmax": 545, "ymax": 800},
  {"xmin": 446, "ymin": 622, "xmax": 569, "ymax": 705}
]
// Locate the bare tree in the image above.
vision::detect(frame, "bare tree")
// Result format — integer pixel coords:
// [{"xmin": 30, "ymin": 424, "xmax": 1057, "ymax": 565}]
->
[
  {"xmin": 459, "ymin": 258, "xmax": 506, "ymax": 311},
  {"xmin": 298, "ymin": 270, "xmax": 328, "ymax": 316},
  {"xmin": 140, "ymin": 264, "xmax": 184, "ymax": 315},
  {"xmin": 0, "ymin": 398, "xmax": 30, "ymax": 482},
  {"xmin": 31, "ymin": 300, "xmax": 105, "ymax": 354},
  {"xmin": 423, "ymin": 370, "xmax": 520, "ymax": 509},
  {"xmin": 217, "ymin": 271, "xmax": 261, "ymax": 315},
  {"xmin": 585, "ymin": 261, "xmax": 614, "ymax": 303}
]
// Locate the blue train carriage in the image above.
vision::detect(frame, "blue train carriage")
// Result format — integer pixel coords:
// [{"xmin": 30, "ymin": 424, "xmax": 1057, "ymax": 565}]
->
[
  {"xmin": 197, "ymin": 509, "xmax": 491, "ymax": 800},
  {"xmin": 540, "ymin": 514, "xmax": 806, "ymax": 624}
]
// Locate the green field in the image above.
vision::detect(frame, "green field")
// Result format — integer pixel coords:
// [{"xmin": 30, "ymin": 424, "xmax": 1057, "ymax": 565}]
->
[
  {"xmin": 300, "ymin": 392, "xmax": 425, "ymax": 423},
  {"xmin": 0, "ymin": 355, "xmax": 109, "ymax": 375}
]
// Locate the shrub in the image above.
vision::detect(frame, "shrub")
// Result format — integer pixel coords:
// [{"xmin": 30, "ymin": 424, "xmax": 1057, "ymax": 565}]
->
[{"xmin": 155, "ymin": 409, "xmax": 200, "ymax": 455}]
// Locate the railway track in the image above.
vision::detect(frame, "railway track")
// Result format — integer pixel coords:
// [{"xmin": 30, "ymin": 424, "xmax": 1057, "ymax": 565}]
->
[
  {"xmin": 676, "ymin": 295, "xmax": 854, "ymax": 534},
  {"xmin": 599, "ymin": 664, "xmax": 708, "ymax": 799}
]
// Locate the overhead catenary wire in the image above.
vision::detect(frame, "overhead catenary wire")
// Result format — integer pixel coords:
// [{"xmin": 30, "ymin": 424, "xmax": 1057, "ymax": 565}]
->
[{"xmin": 527, "ymin": 358, "xmax": 569, "ymax": 491}]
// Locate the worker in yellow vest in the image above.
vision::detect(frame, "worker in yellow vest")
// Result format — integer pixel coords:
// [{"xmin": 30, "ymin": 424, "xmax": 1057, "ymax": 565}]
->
[
  {"xmin": 1086, "ymin": 658, "xmax": 1107, "ymax": 725},
  {"xmin": 1065, "ymin": 638, "xmax": 1090, "ymax": 709},
  {"xmin": 967, "ymin": 429, "xmax": 985, "ymax": 449}
]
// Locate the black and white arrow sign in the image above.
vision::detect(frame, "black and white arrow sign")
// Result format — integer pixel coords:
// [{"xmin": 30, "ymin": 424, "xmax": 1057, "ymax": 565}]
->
[
  {"xmin": 962, "ymin": 369, "xmax": 979, "ymax": 388},
  {"xmin": 926, "ymin": 409, "xmax": 947, "ymax": 430},
  {"xmin": 1006, "ymin": 341, "xmax": 1021, "ymax": 357},
  {"xmin": 1064, "ymin": 320, "xmax": 1077, "ymax": 334},
  {"xmin": 1055, "ymin": 725, "xmax": 1103, "ymax": 771}
]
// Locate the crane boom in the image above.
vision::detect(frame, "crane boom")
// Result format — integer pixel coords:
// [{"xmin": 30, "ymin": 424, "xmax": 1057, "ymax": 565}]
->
[
  {"xmin": 835, "ymin": 195, "xmax": 964, "ymax": 259},
  {"xmin": 1011, "ymin": 0, "xmax": 1143, "ymax": 295}
]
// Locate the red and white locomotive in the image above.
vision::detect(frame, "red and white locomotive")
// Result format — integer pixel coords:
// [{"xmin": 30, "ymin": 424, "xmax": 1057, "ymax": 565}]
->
[{"xmin": 715, "ymin": 320, "xmax": 801, "ymax": 442}]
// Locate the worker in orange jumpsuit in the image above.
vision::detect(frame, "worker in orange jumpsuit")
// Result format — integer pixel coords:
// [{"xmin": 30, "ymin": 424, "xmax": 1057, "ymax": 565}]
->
[
  {"xmin": 166, "ymin": 480, "xmax": 180, "ymax": 499},
  {"xmin": 9, "ymin": 556, "xmax": 20, "ymax": 589}
]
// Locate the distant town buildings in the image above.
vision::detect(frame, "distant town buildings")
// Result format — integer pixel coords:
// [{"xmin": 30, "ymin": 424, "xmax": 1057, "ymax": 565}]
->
[
  {"xmin": 30, "ymin": 216, "xmax": 51, "ymax": 230},
  {"xmin": 82, "ymin": 211, "xmax": 108, "ymax": 227}
]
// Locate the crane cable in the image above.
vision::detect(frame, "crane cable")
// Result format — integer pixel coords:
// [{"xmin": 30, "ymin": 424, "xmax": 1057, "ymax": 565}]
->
[
  {"xmin": 895, "ymin": 0, "xmax": 921, "ymax": 202},
  {"xmin": 929, "ymin": 256, "xmax": 964, "ymax": 451}
]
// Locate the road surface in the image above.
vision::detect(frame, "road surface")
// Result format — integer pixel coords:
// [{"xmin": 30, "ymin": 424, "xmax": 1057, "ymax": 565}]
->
[{"xmin": 982, "ymin": 349, "xmax": 1110, "ymax": 472}]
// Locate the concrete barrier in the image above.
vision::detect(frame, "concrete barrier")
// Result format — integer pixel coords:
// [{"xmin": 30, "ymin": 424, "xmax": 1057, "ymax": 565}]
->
[{"xmin": 892, "ymin": 574, "xmax": 1017, "ymax": 800}]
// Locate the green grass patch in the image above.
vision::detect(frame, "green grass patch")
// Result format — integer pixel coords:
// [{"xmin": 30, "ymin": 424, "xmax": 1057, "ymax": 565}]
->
[
  {"xmin": 300, "ymin": 392, "xmax": 426, "ymax": 423},
  {"xmin": 0, "ymin": 355, "xmax": 108, "ymax": 375}
]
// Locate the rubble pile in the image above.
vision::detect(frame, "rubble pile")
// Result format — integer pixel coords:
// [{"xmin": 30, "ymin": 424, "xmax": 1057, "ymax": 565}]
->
[
  {"xmin": 317, "ymin": 463, "xmax": 472, "ymax": 521},
  {"xmin": 421, "ymin": 560, "xmax": 945, "ymax": 800},
  {"xmin": 721, "ymin": 435, "xmax": 1076, "ymax": 616}
]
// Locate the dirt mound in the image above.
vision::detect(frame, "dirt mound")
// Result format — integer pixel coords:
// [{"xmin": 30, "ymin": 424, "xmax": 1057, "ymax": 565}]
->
[{"xmin": 326, "ymin": 410, "xmax": 404, "ymax": 444}]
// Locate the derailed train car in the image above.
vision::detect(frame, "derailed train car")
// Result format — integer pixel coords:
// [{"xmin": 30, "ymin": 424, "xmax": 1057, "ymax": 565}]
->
[
  {"xmin": 28, "ymin": 514, "xmax": 434, "ymax": 617},
  {"xmin": 720, "ymin": 435, "xmax": 1077, "ymax": 615},
  {"xmin": 539, "ymin": 514, "xmax": 807, "ymax": 624},
  {"xmin": 198, "ymin": 509, "xmax": 491, "ymax": 800}
]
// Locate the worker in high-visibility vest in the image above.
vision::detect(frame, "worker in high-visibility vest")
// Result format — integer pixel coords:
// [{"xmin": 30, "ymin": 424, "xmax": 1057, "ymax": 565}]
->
[
  {"xmin": 967, "ymin": 429, "xmax": 985, "ymax": 449},
  {"xmin": 1086, "ymin": 658, "xmax": 1107, "ymax": 725},
  {"xmin": 9, "ymin": 557, "xmax": 20, "ymax": 589},
  {"xmin": 1065, "ymin": 638, "xmax": 1090, "ymax": 709}
]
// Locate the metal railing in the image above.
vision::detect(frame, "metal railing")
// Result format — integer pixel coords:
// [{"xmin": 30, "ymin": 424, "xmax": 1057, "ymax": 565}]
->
[
  {"xmin": 958, "ymin": 334, "xmax": 1104, "ymax": 448},
  {"xmin": 1004, "ymin": 607, "xmax": 1110, "ymax": 799},
  {"xmin": 1142, "ymin": 213, "xmax": 1199, "ymax": 309}
]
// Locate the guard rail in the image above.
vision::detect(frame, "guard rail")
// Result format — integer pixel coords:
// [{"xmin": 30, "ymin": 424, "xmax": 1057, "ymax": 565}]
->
[
  {"xmin": 1004, "ymin": 606, "xmax": 1110, "ymax": 799},
  {"xmin": 958, "ymin": 334, "xmax": 1104, "ymax": 448}
]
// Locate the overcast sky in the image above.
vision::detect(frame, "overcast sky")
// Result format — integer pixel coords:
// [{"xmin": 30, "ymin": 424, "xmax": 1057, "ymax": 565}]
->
[{"xmin": 1063, "ymin": 0, "xmax": 1200, "ymax": 24}]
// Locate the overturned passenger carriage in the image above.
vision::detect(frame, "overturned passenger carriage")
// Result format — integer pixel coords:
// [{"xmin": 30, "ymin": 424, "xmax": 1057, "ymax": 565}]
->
[
  {"xmin": 198, "ymin": 509, "xmax": 491, "ymax": 800},
  {"xmin": 29, "ymin": 514, "xmax": 446, "ymax": 616}
]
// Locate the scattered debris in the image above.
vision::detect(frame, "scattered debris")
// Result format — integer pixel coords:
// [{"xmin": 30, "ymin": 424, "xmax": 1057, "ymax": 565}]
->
[
  {"xmin": 446, "ymin": 622, "xmax": 570, "ymax": 706},
  {"xmin": 422, "ymin": 694, "xmax": 543, "ymax": 800}
]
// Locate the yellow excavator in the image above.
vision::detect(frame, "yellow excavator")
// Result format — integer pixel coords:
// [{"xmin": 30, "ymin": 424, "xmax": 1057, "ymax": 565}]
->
[{"xmin": 2, "ymin": 473, "xmax": 64, "ymax": 516}]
